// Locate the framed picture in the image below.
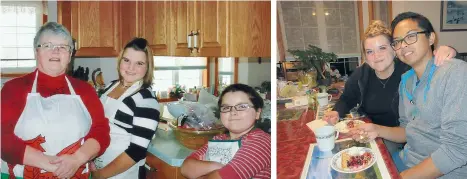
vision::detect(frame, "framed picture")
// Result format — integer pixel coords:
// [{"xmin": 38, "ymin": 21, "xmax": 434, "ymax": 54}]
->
[{"xmin": 440, "ymin": 1, "xmax": 467, "ymax": 31}]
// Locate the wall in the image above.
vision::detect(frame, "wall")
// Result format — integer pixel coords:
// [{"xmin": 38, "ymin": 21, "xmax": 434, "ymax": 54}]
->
[
  {"xmin": 47, "ymin": 0, "xmax": 57, "ymax": 22},
  {"xmin": 237, "ymin": 57, "xmax": 271, "ymax": 87},
  {"xmin": 209, "ymin": 57, "xmax": 271, "ymax": 89},
  {"xmin": 73, "ymin": 57, "xmax": 118, "ymax": 85},
  {"xmin": 392, "ymin": 1, "xmax": 467, "ymax": 52}
]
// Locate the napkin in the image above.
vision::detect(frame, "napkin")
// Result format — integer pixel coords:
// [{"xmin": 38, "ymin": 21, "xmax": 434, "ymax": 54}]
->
[{"xmin": 306, "ymin": 120, "xmax": 329, "ymax": 133}]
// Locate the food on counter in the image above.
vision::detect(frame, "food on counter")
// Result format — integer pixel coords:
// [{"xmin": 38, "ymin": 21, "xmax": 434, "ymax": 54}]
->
[
  {"xmin": 347, "ymin": 120, "xmax": 356, "ymax": 129},
  {"xmin": 335, "ymin": 120, "xmax": 364, "ymax": 133},
  {"xmin": 341, "ymin": 151, "xmax": 373, "ymax": 170},
  {"xmin": 279, "ymin": 84, "xmax": 298, "ymax": 98}
]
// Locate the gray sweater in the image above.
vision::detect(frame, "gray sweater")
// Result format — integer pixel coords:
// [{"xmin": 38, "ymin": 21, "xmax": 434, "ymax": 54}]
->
[{"xmin": 399, "ymin": 58, "xmax": 467, "ymax": 178}]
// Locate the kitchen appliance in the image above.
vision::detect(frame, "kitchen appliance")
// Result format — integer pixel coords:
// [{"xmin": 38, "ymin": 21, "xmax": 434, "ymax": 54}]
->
[{"xmin": 91, "ymin": 68, "xmax": 105, "ymax": 95}]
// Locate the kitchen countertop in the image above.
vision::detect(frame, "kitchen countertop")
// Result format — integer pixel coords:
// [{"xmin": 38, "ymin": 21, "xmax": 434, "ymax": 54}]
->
[{"xmin": 147, "ymin": 128, "xmax": 194, "ymax": 167}]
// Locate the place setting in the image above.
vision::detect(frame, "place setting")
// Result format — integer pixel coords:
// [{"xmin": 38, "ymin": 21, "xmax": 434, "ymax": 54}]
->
[{"xmin": 302, "ymin": 113, "xmax": 391, "ymax": 179}]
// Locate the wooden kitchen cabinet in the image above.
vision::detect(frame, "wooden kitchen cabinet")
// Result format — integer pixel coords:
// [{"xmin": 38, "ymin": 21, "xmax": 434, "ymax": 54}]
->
[
  {"xmin": 120, "ymin": 1, "xmax": 172, "ymax": 56},
  {"xmin": 228, "ymin": 1, "xmax": 271, "ymax": 57},
  {"xmin": 122, "ymin": 1, "xmax": 225, "ymax": 57},
  {"xmin": 196, "ymin": 1, "xmax": 227, "ymax": 57},
  {"xmin": 171, "ymin": 1, "xmax": 227, "ymax": 57},
  {"xmin": 58, "ymin": 1, "xmax": 270, "ymax": 58},
  {"xmin": 58, "ymin": 1, "xmax": 121, "ymax": 57},
  {"xmin": 139, "ymin": 1, "xmax": 171, "ymax": 56},
  {"xmin": 146, "ymin": 152, "xmax": 186, "ymax": 179},
  {"xmin": 170, "ymin": 1, "xmax": 192, "ymax": 56}
]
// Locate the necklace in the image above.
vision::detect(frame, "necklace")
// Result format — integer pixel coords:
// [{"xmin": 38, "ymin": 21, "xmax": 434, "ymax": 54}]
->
[
  {"xmin": 120, "ymin": 82, "xmax": 131, "ymax": 88},
  {"xmin": 376, "ymin": 72, "xmax": 392, "ymax": 88}
]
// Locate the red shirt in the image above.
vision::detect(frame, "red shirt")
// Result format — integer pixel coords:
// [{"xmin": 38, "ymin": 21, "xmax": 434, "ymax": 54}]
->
[
  {"xmin": 1, "ymin": 70, "xmax": 110, "ymax": 165},
  {"xmin": 187, "ymin": 129, "xmax": 271, "ymax": 179}
]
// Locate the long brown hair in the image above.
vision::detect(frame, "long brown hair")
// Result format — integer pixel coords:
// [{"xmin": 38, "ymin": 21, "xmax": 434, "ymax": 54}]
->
[{"xmin": 116, "ymin": 38, "xmax": 154, "ymax": 89}]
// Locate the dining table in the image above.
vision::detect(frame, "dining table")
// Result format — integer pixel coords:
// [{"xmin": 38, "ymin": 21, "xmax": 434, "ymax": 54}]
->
[{"xmin": 277, "ymin": 102, "xmax": 401, "ymax": 179}]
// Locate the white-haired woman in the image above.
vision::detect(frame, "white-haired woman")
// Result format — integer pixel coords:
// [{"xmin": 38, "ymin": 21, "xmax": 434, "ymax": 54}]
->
[{"xmin": 1, "ymin": 22, "xmax": 110, "ymax": 179}]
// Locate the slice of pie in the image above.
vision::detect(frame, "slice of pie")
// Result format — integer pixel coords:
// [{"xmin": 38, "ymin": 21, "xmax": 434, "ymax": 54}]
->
[{"xmin": 341, "ymin": 152, "xmax": 351, "ymax": 169}]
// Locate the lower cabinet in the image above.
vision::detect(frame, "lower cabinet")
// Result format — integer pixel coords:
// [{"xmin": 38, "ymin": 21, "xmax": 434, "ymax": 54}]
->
[{"xmin": 145, "ymin": 152, "xmax": 186, "ymax": 179}]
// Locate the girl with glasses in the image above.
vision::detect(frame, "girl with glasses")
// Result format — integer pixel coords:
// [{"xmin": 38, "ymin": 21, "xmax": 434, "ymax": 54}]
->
[{"xmin": 181, "ymin": 84, "xmax": 271, "ymax": 179}]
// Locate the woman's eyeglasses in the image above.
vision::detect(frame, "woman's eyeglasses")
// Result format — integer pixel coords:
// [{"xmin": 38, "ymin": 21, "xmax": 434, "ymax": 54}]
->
[
  {"xmin": 220, "ymin": 103, "xmax": 254, "ymax": 113},
  {"xmin": 391, "ymin": 31, "xmax": 428, "ymax": 51},
  {"xmin": 37, "ymin": 42, "xmax": 72, "ymax": 53}
]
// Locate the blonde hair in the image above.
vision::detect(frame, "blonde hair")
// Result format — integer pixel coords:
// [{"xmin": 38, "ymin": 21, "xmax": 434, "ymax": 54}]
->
[
  {"xmin": 361, "ymin": 20, "xmax": 393, "ymax": 62},
  {"xmin": 117, "ymin": 38, "xmax": 154, "ymax": 89}
]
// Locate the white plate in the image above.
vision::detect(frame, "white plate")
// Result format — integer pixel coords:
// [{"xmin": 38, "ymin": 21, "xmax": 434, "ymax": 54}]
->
[
  {"xmin": 335, "ymin": 120, "xmax": 365, "ymax": 133},
  {"xmin": 330, "ymin": 147, "xmax": 377, "ymax": 173}
]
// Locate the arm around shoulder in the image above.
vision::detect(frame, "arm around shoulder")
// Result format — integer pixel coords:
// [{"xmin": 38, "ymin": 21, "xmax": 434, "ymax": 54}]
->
[{"xmin": 333, "ymin": 66, "xmax": 363, "ymax": 118}]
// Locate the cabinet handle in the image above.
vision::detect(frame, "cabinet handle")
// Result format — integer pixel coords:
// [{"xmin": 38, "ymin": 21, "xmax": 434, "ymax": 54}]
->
[
  {"xmin": 144, "ymin": 164, "xmax": 157, "ymax": 172},
  {"xmin": 193, "ymin": 29, "xmax": 200, "ymax": 52},
  {"xmin": 188, "ymin": 31, "xmax": 194, "ymax": 53}
]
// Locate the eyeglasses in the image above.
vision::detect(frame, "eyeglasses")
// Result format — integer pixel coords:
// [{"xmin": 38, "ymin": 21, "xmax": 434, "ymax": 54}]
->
[
  {"xmin": 220, "ymin": 103, "xmax": 254, "ymax": 113},
  {"xmin": 37, "ymin": 42, "xmax": 72, "ymax": 53},
  {"xmin": 390, "ymin": 31, "xmax": 428, "ymax": 51}
]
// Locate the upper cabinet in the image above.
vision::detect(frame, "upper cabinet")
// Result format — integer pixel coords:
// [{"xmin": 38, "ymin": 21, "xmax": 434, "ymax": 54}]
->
[
  {"xmin": 196, "ymin": 1, "xmax": 227, "ymax": 57},
  {"xmin": 228, "ymin": 1, "xmax": 271, "ymax": 57},
  {"xmin": 58, "ymin": 1, "xmax": 121, "ymax": 57},
  {"xmin": 139, "ymin": 1, "xmax": 171, "ymax": 56},
  {"xmin": 58, "ymin": 1, "xmax": 270, "ymax": 57},
  {"xmin": 171, "ymin": 1, "xmax": 226, "ymax": 57}
]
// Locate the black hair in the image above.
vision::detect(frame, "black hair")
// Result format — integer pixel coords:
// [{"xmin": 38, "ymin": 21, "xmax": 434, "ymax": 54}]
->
[
  {"xmin": 125, "ymin": 38, "xmax": 149, "ymax": 51},
  {"xmin": 391, "ymin": 11, "xmax": 435, "ymax": 51},
  {"xmin": 218, "ymin": 83, "xmax": 264, "ymax": 111}
]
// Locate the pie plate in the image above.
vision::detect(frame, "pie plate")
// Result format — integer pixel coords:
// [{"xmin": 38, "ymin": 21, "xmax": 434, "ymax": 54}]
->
[{"xmin": 330, "ymin": 147, "xmax": 377, "ymax": 173}]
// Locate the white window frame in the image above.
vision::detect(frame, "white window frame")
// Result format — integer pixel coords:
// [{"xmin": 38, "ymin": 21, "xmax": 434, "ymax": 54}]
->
[
  {"xmin": 152, "ymin": 56, "xmax": 207, "ymax": 93},
  {"xmin": 0, "ymin": 1, "xmax": 43, "ymax": 74},
  {"xmin": 279, "ymin": 1, "xmax": 361, "ymax": 61},
  {"xmin": 218, "ymin": 57, "xmax": 235, "ymax": 86}
]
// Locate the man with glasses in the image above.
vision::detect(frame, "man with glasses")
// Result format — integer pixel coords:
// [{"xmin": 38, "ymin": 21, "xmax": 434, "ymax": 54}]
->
[
  {"xmin": 392, "ymin": 12, "xmax": 467, "ymax": 178},
  {"xmin": 354, "ymin": 12, "xmax": 467, "ymax": 178}
]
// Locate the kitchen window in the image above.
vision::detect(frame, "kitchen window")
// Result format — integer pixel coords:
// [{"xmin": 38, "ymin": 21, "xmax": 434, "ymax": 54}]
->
[
  {"xmin": 279, "ymin": 1, "xmax": 361, "ymax": 58},
  {"xmin": 218, "ymin": 57, "xmax": 235, "ymax": 86},
  {"xmin": 152, "ymin": 57, "xmax": 207, "ymax": 93},
  {"xmin": 0, "ymin": 1, "xmax": 43, "ymax": 73}
]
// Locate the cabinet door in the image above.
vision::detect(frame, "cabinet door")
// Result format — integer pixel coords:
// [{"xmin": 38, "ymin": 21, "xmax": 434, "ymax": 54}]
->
[
  {"xmin": 140, "ymin": 1, "xmax": 171, "ymax": 56},
  {"xmin": 146, "ymin": 153, "xmax": 186, "ymax": 179},
  {"xmin": 228, "ymin": 1, "xmax": 271, "ymax": 57},
  {"xmin": 197, "ymin": 1, "xmax": 227, "ymax": 57},
  {"xmin": 171, "ymin": 1, "xmax": 192, "ymax": 56},
  {"xmin": 60, "ymin": 1, "xmax": 121, "ymax": 57},
  {"xmin": 120, "ymin": 1, "xmax": 138, "ymax": 49}
]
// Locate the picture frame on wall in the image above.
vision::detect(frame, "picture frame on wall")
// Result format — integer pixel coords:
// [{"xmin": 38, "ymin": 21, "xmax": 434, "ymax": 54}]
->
[{"xmin": 440, "ymin": 1, "xmax": 467, "ymax": 31}]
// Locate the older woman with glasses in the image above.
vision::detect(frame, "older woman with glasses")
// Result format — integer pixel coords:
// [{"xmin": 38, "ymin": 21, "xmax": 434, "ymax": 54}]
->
[
  {"xmin": 181, "ymin": 84, "xmax": 271, "ymax": 179},
  {"xmin": 323, "ymin": 20, "xmax": 457, "ymax": 156},
  {"xmin": 1, "ymin": 22, "xmax": 110, "ymax": 178},
  {"xmin": 90, "ymin": 38, "xmax": 160, "ymax": 179}
]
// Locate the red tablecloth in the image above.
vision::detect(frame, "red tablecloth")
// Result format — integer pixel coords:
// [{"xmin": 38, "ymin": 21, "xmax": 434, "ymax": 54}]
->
[{"xmin": 277, "ymin": 107, "xmax": 401, "ymax": 179}]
